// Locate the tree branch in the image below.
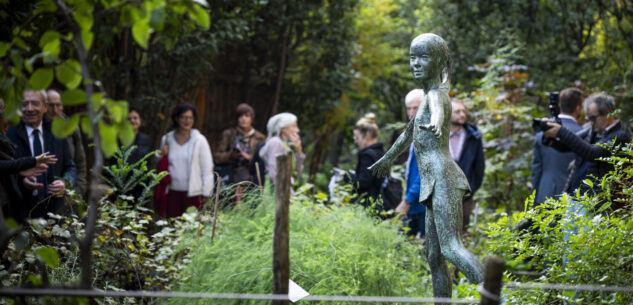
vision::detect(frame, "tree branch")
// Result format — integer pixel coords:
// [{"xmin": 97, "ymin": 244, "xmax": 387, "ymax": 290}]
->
[{"xmin": 56, "ymin": 0, "xmax": 104, "ymax": 290}]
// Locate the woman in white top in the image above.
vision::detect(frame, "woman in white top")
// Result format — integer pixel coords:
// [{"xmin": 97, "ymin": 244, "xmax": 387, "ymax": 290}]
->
[
  {"xmin": 259, "ymin": 112, "xmax": 305, "ymax": 184},
  {"xmin": 158, "ymin": 103, "xmax": 214, "ymax": 217}
]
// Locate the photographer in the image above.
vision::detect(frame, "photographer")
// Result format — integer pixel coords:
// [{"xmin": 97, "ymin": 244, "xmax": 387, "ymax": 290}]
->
[
  {"xmin": 531, "ymin": 88, "xmax": 583, "ymax": 205},
  {"xmin": 543, "ymin": 93, "xmax": 631, "ymax": 198}
]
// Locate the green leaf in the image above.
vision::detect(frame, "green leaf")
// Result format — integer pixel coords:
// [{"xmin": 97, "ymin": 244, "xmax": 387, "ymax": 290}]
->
[
  {"xmin": 60, "ymin": 88, "xmax": 86, "ymax": 106},
  {"xmin": 72, "ymin": 9, "xmax": 93, "ymax": 31},
  {"xmin": 39, "ymin": 30, "xmax": 61, "ymax": 48},
  {"xmin": 52, "ymin": 114, "xmax": 80, "ymax": 138},
  {"xmin": 35, "ymin": 247, "xmax": 60, "ymax": 268},
  {"xmin": 81, "ymin": 116, "xmax": 93, "ymax": 139},
  {"xmin": 81, "ymin": 29, "xmax": 93, "ymax": 51},
  {"xmin": 28, "ymin": 67, "xmax": 54, "ymax": 90},
  {"xmin": 190, "ymin": 4, "xmax": 210, "ymax": 29},
  {"xmin": 55, "ymin": 59, "xmax": 82, "ymax": 89},
  {"xmin": 40, "ymin": 31, "xmax": 61, "ymax": 57},
  {"xmin": 132, "ymin": 18, "xmax": 151, "ymax": 49},
  {"xmin": 0, "ymin": 41, "xmax": 10, "ymax": 58},
  {"xmin": 34, "ymin": 0, "xmax": 57, "ymax": 15},
  {"xmin": 100, "ymin": 121, "xmax": 118, "ymax": 157},
  {"xmin": 149, "ymin": 7, "xmax": 166, "ymax": 31},
  {"xmin": 117, "ymin": 121, "xmax": 135, "ymax": 147}
]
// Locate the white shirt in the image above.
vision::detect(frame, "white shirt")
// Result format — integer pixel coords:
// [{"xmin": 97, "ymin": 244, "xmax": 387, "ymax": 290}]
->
[
  {"xmin": 168, "ymin": 134, "xmax": 195, "ymax": 192},
  {"xmin": 449, "ymin": 128, "xmax": 466, "ymax": 161},
  {"xmin": 25, "ymin": 122, "xmax": 44, "ymax": 156},
  {"xmin": 558, "ymin": 114, "xmax": 577, "ymax": 123}
]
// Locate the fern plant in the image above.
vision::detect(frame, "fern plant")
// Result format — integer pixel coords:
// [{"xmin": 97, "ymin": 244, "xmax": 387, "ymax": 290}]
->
[{"xmin": 101, "ymin": 145, "xmax": 167, "ymax": 206}]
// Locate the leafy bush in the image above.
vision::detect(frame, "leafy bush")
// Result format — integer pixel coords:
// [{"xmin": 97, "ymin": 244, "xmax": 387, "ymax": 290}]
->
[
  {"xmin": 0, "ymin": 147, "xmax": 204, "ymax": 304},
  {"xmin": 173, "ymin": 187, "xmax": 434, "ymax": 305},
  {"xmin": 467, "ymin": 44, "xmax": 541, "ymax": 212},
  {"xmin": 484, "ymin": 144, "xmax": 633, "ymax": 304}
]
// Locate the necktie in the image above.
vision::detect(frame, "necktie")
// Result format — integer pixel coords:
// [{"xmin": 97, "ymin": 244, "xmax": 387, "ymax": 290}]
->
[
  {"xmin": 32, "ymin": 129, "xmax": 45, "ymax": 197},
  {"xmin": 32, "ymin": 129, "xmax": 42, "ymax": 156}
]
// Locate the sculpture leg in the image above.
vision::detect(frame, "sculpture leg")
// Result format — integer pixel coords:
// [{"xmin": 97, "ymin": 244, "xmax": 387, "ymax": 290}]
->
[
  {"xmin": 425, "ymin": 205, "xmax": 452, "ymax": 303},
  {"xmin": 433, "ymin": 187, "xmax": 483, "ymax": 284}
]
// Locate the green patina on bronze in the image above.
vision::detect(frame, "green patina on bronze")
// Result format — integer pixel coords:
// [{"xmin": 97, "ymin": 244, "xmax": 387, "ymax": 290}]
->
[{"xmin": 370, "ymin": 33, "xmax": 483, "ymax": 301}]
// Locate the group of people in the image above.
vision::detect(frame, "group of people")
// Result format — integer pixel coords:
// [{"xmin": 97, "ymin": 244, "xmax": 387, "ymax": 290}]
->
[
  {"xmin": 532, "ymin": 88, "xmax": 631, "ymax": 208},
  {"xmin": 348, "ymin": 89, "xmax": 485, "ymax": 241},
  {"xmin": 0, "ymin": 89, "xmax": 307, "ymax": 221}
]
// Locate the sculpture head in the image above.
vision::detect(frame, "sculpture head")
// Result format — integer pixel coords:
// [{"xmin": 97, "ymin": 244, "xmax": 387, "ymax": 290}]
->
[{"xmin": 410, "ymin": 33, "xmax": 450, "ymax": 88}]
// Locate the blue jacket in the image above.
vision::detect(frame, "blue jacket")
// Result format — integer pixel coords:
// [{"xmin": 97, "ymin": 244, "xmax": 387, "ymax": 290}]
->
[
  {"xmin": 405, "ymin": 144, "xmax": 426, "ymax": 215},
  {"xmin": 456, "ymin": 123, "xmax": 485, "ymax": 199},
  {"xmin": 531, "ymin": 117, "xmax": 581, "ymax": 204}
]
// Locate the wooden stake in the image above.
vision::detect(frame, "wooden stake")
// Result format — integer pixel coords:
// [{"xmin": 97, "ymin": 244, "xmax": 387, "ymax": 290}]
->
[
  {"xmin": 480, "ymin": 255, "xmax": 505, "ymax": 305},
  {"xmin": 255, "ymin": 162, "xmax": 264, "ymax": 195},
  {"xmin": 211, "ymin": 175, "xmax": 222, "ymax": 242},
  {"xmin": 273, "ymin": 154, "xmax": 291, "ymax": 305}
]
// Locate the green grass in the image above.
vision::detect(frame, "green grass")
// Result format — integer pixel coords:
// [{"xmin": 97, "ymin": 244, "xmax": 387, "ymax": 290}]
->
[{"xmin": 172, "ymin": 191, "xmax": 432, "ymax": 305}]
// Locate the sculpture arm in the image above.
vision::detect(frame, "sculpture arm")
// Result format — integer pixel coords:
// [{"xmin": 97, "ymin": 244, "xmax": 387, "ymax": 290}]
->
[
  {"xmin": 369, "ymin": 119, "xmax": 413, "ymax": 177},
  {"xmin": 420, "ymin": 90, "xmax": 445, "ymax": 137}
]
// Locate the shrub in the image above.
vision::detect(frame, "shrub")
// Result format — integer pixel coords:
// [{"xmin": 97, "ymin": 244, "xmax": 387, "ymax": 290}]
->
[
  {"xmin": 484, "ymin": 143, "xmax": 633, "ymax": 304},
  {"xmin": 173, "ymin": 187, "xmax": 434, "ymax": 305}
]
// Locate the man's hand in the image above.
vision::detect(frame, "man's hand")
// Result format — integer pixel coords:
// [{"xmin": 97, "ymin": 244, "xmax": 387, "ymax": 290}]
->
[
  {"xmin": 19, "ymin": 164, "xmax": 48, "ymax": 177},
  {"xmin": 48, "ymin": 180, "xmax": 66, "ymax": 197},
  {"xmin": 35, "ymin": 152, "xmax": 57, "ymax": 166},
  {"xmin": 395, "ymin": 200, "xmax": 410, "ymax": 219},
  {"xmin": 543, "ymin": 122, "xmax": 562, "ymax": 139},
  {"xmin": 23, "ymin": 176, "xmax": 43, "ymax": 190}
]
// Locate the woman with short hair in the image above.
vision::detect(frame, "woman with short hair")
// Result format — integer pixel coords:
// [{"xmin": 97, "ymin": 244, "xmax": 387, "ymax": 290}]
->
[{"xmin": 157, "ymin": 103, "xmax": 214, "ymax": 217}]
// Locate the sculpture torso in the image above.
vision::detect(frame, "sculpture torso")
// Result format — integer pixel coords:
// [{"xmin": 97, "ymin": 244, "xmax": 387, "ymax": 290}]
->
[{"xmin": 412, "ymin": 89, "xmax": 470, "ymax": 203}]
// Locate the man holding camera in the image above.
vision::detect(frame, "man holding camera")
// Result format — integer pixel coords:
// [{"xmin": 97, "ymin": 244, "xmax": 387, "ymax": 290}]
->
[
  {"xmin": 544, "ymin": 93, "xmax": 631, "ymax": 198},
  {"xmin": 531, "ymin": 88, "xmax": 583, "ymax": 205}
]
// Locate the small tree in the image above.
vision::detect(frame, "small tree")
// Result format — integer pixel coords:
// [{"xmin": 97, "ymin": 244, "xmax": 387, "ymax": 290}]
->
[{"xmin": 0, "ymin": 0, "xmax": 210, "ymax": 289}]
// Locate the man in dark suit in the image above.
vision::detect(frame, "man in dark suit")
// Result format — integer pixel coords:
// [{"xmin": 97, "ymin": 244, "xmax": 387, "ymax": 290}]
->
[
  {"xmin": 7, "ymin": 90, "xmax": 76, "ymax": 220},
  {"xmin": 449, "ymin": 98, "xmax": 485, "ymax": 232},
  {"xmin": 544, "ymin": 93, "xmax": 631, "ymax": 200},
  {"xmin": 531, "ymin": 88, "xmax": 583, "ymax": 205}
]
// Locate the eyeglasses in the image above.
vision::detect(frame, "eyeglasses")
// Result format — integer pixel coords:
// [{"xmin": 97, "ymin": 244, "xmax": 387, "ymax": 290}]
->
[
  {"xmin": 179, "ymin": 115, "xmax": 194, "ymax": 121},
  {"xmin": 585, "ymin": 115, "xmax": 599, "ymax": 123}
]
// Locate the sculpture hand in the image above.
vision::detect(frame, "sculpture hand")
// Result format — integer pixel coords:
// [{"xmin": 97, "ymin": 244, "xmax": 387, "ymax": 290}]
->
[
  {"xmin": 368, "ymin": 157, "xmax": 391, "ymax": 177},
  {"xmin": 419, "ymin": 122, "xmax": 442, "ymax": 138}
]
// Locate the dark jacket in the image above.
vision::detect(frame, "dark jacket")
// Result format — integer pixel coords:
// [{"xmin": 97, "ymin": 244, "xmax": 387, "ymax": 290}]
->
[
  {"xmin": 456, "ymin": 123, "xmax": 485, "ymax": 199},
  {"xmin": 129, "ymin": 132, "xmax": 152, "ymax": 165},
  {"xmin": 353, "ymin": 142, "xmax": 385, "ymax": 206},
  {"xmin": 531, "ymin": 117, "xmax": 582, "ymax": 204},
  {"xmin": 553, "ymin": 121, "xmax": 631, "ymax": 195},
  {"xmin": 6, "ymin": 118, "xmax": 76, "ymax": 220},
  {"xmin": 0, "ymin": 135, "xmax": 36, "ymax": 221}
]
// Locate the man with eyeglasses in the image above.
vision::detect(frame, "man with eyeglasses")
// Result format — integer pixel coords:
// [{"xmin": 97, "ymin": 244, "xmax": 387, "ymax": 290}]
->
[
  {"xmin": 6, "ymin": 90, "xmax": 76, "ymax": 221},
  {"xmin": 46, "ymin": 89, "xmax": 87, "ymax": 197},
  {"xmin": 543, "ymin": 93, "xmax": 631, "ymax": 198},
  {"xmin": 531, "ymin": 88, "xmax": 583, "ymax": 205}
]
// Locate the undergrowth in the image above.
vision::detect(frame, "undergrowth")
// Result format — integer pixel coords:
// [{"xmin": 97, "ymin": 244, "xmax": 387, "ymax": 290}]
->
[{"xmin": 172, "ymin": 187, "xmax": 434, "ymax": 305}]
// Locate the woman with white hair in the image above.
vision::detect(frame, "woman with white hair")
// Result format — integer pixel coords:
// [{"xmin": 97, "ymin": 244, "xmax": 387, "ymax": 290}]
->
[{"xmin": 259, "ymin": 112, "xmax": 305, "ymax": 184}]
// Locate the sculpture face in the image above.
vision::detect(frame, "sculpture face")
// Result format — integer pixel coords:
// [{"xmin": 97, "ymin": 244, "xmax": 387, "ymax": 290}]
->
[{"xmin": 410, "ymin": 40, "xmax": 441, "ymax": 84}]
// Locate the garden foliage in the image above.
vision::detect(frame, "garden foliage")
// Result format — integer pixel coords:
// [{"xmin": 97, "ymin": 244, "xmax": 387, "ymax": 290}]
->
[
  {"xmin": 484, "ymin": 143, "xmax": 633, "ymax": 304},
  {"xmin": 173, "ymin": 187, "xmax": 433, "ymax": 304}
]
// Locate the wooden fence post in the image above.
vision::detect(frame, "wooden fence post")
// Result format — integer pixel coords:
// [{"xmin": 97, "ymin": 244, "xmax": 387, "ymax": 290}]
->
[
  {"xmin": 273, "ymin": 154, "xmax": 291, "ymax": 305},
  {"xmin": 480, "ymin": 255, "xmax": 505, "ymax": 305}
]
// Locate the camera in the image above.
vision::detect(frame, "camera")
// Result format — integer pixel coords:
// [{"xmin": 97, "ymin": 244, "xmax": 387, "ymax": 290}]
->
[{"xmin": 532, "ymin": 92, "xmax": 561, "ymax": 144}]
